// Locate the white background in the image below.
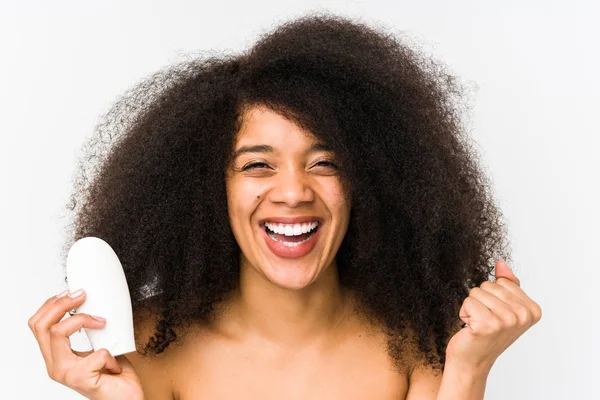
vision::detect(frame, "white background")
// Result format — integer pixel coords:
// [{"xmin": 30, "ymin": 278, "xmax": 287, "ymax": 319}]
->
[{"xmin": 1, "ymin": 1, "xmax": 598, "ymax": 399}]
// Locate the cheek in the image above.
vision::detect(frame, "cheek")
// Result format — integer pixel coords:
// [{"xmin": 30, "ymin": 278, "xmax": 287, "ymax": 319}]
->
[
  {"xmin": 226, "ymin": 179, "xmax": 266, "ymax": 222},
  {"xmin": 322, "ymin": 181, "xmax": 350, "ymax": 213}
]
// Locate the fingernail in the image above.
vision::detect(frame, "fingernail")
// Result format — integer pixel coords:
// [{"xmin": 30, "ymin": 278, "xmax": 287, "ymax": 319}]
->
[
  {"xmin": 92, "ymin": 315, "xmax": 106, "ymax": 322},
  {"xmin": 56, "ymin": 289, "xmax": 69, "ymax": 298},
  {"xmin": 68, "ymin": 289, "xmax": 84, "ymax": 298}
]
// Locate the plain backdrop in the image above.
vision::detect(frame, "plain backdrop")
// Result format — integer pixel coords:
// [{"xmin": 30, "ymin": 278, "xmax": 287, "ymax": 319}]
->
[{"xmin": 1, "ymin": 1, "xmax": 598, "ymax": 399}]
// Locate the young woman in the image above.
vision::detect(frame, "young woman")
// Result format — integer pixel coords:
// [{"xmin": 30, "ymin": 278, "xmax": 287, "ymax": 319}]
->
[{"xmin": 28, "ymin": 13, "xmax": 541, "ymax": 400}]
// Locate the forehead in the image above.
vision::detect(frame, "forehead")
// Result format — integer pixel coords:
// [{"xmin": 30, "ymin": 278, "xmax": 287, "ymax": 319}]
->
[{"xmin": 234, "ymin": 105, "xmax": 316, "ymax": 147}]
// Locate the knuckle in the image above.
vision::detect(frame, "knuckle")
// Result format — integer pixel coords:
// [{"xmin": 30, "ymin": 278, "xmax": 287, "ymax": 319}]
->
[
  {"xmin": 52, "ymin": 362, "xmax": 74, "ymax": 386},
  {"xmin": 63, "ymin": 370, "xmax": 77, "ymax": 388},
  {"xmin": 55, "ymin": 296, "xmax": 72, "ymax": 308},
  {"xmin": 97, "ymin": 348, "xmax": 110, "ymax": 359},
  {"xmin": 516, "ymin": 306, "xmax": 532, "ymax": 325},
  {"xmin": 50, "ymin": 369, "xmax": 65, "ymax": 383},
  {"xmin": 48, "ymin": 324, "xmax": 59, "ymax": 335},
  {"xmin": 48, "ymin": 324, "xmax": 62, "ymax": 337},
  {"xmin": 489, "ymin": 317, "xmax": 503, "ymax": 332},
  {"xmin": 483, "ymin": 318, "xmax": 502, "ymax": 335},
  {"xmin": 27, "ymin": 317, "xmax": 36, "ymax": 332},
  {"xmin": 480, "ymin": 281, "xmax": 493, "ymax": 291},
  {"xmin": 502, "ymin": 311, "xmax": 519, "ymax": 327},
  {"xmin": 54, "ymin": 295, "xmax": 73, "ymax": 308},
  {"xmin": 495, "ymin": 277, "xmax": 511, "ymax": 288},
  {"xmin": 529, "ymin": 307, "xmax": 542, "ymax": 324}
]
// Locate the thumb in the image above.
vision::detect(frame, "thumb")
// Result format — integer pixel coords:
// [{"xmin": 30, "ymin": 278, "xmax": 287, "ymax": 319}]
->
[{"xmin": 495, "ymin": 259, "xmax": 520, "ymax": 287}]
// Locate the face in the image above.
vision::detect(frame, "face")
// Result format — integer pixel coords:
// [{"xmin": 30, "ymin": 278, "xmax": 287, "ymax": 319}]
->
[{"xmin": 226, "ymin": 105, "xmax": 351, "ymax": 290}]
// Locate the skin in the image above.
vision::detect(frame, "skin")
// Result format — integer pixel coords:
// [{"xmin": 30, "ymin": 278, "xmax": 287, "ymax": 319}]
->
[{"xmin": 28, "ymin": 105, "xmax": 542, "ymax": 399}]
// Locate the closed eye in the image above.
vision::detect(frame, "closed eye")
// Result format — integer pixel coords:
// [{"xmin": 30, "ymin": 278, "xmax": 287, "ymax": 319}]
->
[
  {"xmin": 313, "ymin": 160, "xmax": 338, "ymax": 169},
  {"xmin": 242, "ymin": 162, "xmax": 270, "ymax": 171},
  {"xmin": 241, "ymin": 160, "xmax": 338, "ymax": 171}
]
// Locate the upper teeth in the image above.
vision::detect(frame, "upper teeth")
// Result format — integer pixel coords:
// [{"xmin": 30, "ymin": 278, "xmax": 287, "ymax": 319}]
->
[{"xmin": 264, "ymin": 221, "xmax": 319, "ymax": 236}]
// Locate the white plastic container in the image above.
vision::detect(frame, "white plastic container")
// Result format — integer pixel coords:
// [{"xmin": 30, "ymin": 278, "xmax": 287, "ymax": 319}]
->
[{"xmin": 66, "ymin": 236, "xmax": 136, "ymax": 356}]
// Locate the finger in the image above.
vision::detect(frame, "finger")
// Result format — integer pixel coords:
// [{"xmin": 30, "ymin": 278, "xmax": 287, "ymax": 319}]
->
[
  {"xmin": 28, "ymin": 289, "xmax": 70, "ymax": 335},
  {"xmin": 492, "ymin": 280, "xmax": 543, "ymax": 325},
  {"xmin": 30, "ymin": 291, "xmax": 88, "ymax": 370},
  {"xmin": 32, "ymin": 291, "xmax": 87, "ymax": 350},
  {"xmin": 495, "ymin": 259, "xmax": 521, "ymax": 287},
  {"xmin": 36, "ymin": 290, "xmax": 87, "ymax": 335},
  {"xmin": 495, "ymin": 278, "xmax": 533, "ymax": 306},
  {"xmin": 80, "ymin": 348, "xmax": 122, "ymax": 375},
  {"xmin": 49, "ymin": 313, "xmax": 107, "ymax": 375},
  {"xmin": 469, "ymin": 286, "xmax": 518, "ymax": 325},
  {"xmin": 480, "ymin": 281, "xmax": 527, "ymax": 309},
  {"xmin": 58, "ymin": 349, "xmax": 121, "ymax": 390},
  {"xmin": 459, "ymin": 296, "xmax": 494, "ymax": 333}
]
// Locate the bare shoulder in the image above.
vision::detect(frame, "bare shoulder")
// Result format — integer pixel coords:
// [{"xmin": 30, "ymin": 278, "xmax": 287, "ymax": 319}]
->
[{"xmin": 124, "ymin": 300, "xmax": 175, "ymax": 400}]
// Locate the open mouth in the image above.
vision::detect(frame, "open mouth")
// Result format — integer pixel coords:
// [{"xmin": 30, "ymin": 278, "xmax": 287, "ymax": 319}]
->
[{"xmin": 263, "ymin": 221, "xmax": 320, "ymax": 247}]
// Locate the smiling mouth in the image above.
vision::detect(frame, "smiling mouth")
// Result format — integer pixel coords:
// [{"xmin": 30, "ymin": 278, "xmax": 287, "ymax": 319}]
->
[{"xmin": 263, "ymin": 222, "xmax": 320, "ymax": 247}]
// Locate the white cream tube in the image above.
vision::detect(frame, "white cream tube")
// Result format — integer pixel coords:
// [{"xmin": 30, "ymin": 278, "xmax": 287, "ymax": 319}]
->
[{"xmin": 66, "ymin": 237, "xmax": 136, "ymax": 356}]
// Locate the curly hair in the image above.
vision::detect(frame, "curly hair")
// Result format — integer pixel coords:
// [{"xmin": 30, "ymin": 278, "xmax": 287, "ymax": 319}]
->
[{"xmin": 61, "ymin": 12, "xmax": 511, "ymax": 374}]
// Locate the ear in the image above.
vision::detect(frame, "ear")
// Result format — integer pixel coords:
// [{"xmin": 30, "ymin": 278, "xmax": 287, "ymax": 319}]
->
[{"xmin": 494, "ymin": 259, "xmax": 520, "ymax": 287}]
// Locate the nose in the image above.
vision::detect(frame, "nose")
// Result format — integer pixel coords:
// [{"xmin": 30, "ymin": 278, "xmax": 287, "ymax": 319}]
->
[{"xmin": 267, "ymin": 167, "xmax": 315, "ymax": 207}]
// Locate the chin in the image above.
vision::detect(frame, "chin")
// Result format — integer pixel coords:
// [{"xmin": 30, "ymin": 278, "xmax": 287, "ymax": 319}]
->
[{"xmin": 263, "ymin": 263, "xmax": 321, "ymax": 291}]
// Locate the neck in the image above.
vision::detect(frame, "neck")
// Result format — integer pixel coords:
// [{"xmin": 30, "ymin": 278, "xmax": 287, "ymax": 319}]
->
[{"xmin": 225, "ymin": 256, "xmax": 351, "ymax": 347}]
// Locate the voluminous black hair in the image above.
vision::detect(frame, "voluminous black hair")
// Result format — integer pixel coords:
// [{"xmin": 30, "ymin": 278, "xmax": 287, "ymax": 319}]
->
[{"xmin": 62, "ymin": 12, "xmax": 511, "ymax": 373}]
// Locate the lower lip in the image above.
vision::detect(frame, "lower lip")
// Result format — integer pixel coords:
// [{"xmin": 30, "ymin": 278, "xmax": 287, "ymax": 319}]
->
[{"xmin": 261, "ymin": 224, "xmax": 320, "ymax": 259}]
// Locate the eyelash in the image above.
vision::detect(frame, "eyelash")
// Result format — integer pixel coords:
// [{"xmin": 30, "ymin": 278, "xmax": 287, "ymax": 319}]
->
[
  {"xmin": 242, "ymin": 160, "xmax": 337, "ymax": 171},
  {"xmin": 241, "ymin": 162, "xmax": 268, "ymax": 171}
]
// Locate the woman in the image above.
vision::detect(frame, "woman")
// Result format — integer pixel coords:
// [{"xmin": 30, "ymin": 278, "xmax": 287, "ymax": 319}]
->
[{"xmin": 28, "ymin": 13, "xmax": 541, "ymax": 399}]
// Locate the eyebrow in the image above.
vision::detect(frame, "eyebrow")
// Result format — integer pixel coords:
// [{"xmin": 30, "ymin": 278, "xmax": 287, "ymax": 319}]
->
[{"xmin": 232, "ymin": 143, "xmax": 333, "ymax": 160}]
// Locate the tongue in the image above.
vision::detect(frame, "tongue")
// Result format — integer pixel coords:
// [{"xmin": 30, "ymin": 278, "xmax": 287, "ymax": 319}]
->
[{"xmin": 273, "ymin": 231, "xmax": 312, "ymax": 242}]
